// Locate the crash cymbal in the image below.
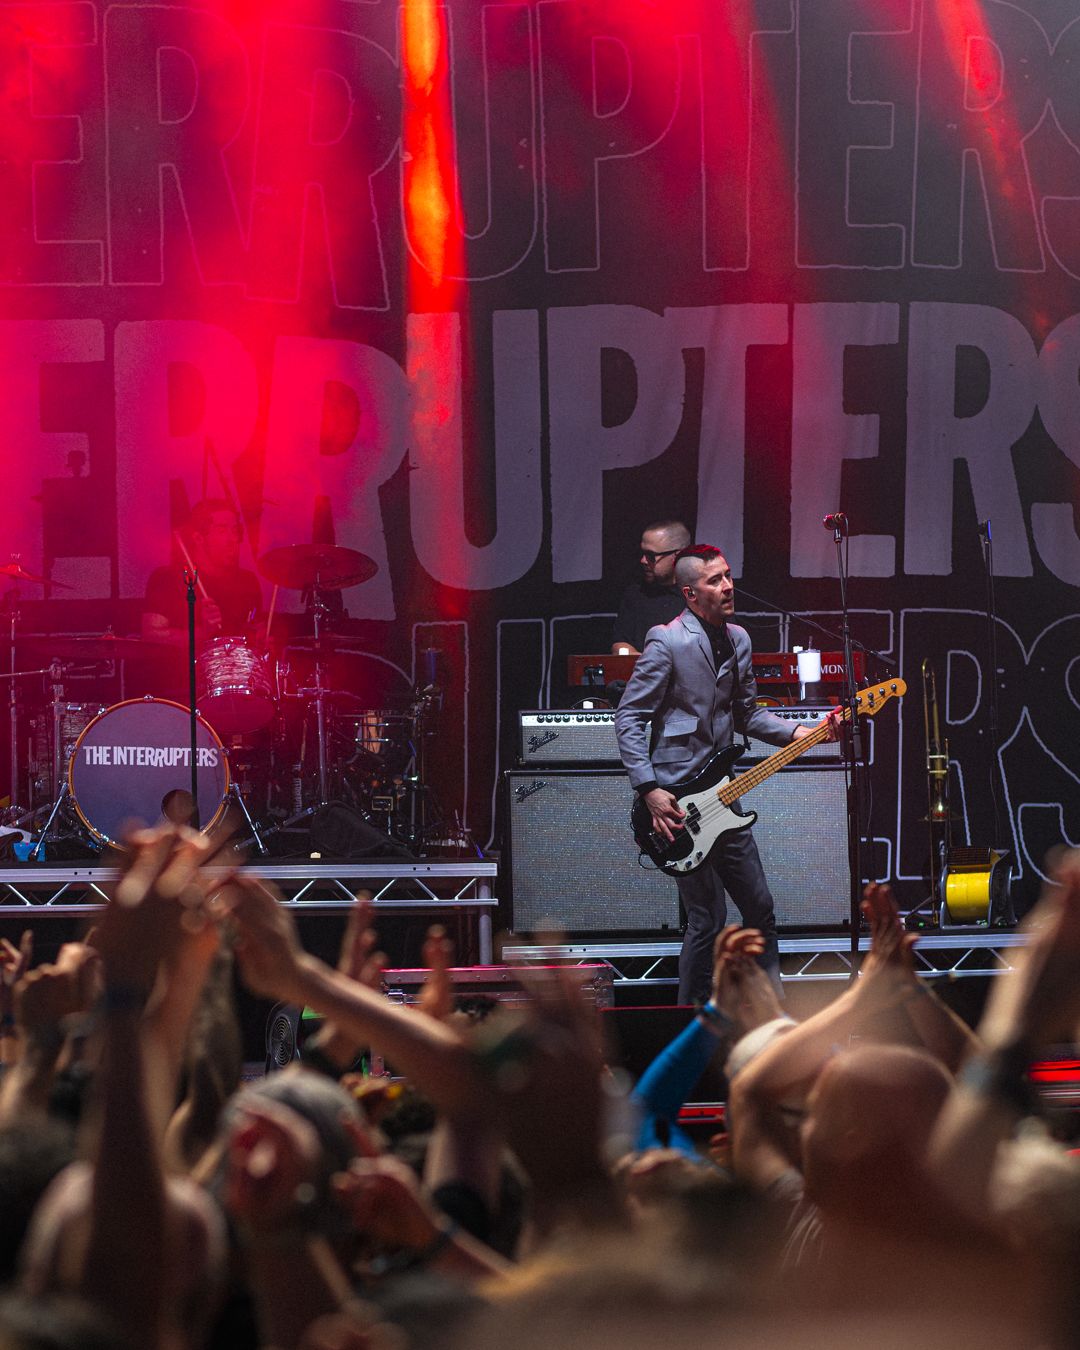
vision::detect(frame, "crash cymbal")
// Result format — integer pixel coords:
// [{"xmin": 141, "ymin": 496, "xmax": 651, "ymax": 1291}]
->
[
  {"xmin": 0, "ymin": 561, "xmax": 72, "ymax": 589},
  {"xmin": 22, "ymin": 633, "xmax": 154, "ymax": 662},
  {"xmin": 257, "ymin": 544, "xmax": 377, "ymax": 591}
]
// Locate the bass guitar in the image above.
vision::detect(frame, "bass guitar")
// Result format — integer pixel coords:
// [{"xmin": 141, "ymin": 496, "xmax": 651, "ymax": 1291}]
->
[{"xmin": 630, "ymin": 679, "xmax": 906, "ymax": 876}]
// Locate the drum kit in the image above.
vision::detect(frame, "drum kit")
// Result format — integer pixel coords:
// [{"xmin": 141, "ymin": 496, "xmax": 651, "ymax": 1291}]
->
[{"xmin": 0, "ymin": 547, "xmax": 446, "ymax": 858}]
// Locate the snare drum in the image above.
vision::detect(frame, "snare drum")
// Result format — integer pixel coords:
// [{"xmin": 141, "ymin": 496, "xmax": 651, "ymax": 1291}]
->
[
  {"xmin": 197, "ymin": 636, "xmax": 275, "ymax": 735},
  {"xmin": 69, "ymin": 697, "xmax": 229, "ymax": 846}
]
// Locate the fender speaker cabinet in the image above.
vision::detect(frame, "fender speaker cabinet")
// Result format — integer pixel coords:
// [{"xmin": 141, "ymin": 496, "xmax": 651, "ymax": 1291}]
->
[{"xmin": 505, "ymin": 767, "xmax": 851, "ymax": 933}]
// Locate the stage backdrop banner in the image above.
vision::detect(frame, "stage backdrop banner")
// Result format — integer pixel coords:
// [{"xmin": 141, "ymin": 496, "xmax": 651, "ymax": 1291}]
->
[{"xmin": 1, "ymin": 0, "xmax": 1078, "ymax": 913}]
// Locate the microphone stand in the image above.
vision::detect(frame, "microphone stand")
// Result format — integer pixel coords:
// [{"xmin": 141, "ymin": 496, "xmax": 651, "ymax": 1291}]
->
[
  {"xmin": 977, "ymin": 520, "xmax": 1014, "ymax": 924},
  {"xmin": 184, "ymin": 570, "xmax": 200, "ymax": 829},
  {"xmin": 824, "ymin": 516, "xmax": 866, "ymax": 978},
  {"xmin": 978, "ymin": 521, "xmax": 1004, "ymax": 844}
]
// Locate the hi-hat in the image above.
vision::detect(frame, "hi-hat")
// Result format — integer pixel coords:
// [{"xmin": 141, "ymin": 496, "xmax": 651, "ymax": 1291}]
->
[
  {"xmin": 258, "ymin": 544, "xmax": 377, "ymax": 591},
  {"xmin": 0, "ymin": 562, "xmax": 72, "ymax": 589}
]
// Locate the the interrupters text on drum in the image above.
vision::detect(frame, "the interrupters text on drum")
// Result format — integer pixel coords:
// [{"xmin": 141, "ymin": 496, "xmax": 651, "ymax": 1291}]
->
[{"xmin": 80, "ymin": 745, "xmax": 220, "ymax": 768}]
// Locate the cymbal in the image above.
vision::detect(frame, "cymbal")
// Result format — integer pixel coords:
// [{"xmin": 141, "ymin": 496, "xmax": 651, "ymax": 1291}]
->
[
  {"xmin": 0, "ymin": 562, "xmax": 72, "ymax": 589},
  {"xmin": 281, "ymin": 634, "xmax": 365, "ymax": 656},
  {"xmin": 22, "ymin": 633, "xmax": 155, "ymax": 661},
  {"xmin": 258, "ymin": 544, "xmax": 377, "ymax": 591}
]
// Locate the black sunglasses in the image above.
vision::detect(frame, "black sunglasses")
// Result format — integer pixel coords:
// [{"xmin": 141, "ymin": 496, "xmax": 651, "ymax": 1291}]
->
[{"xmin": 641, "ymin": 548, "xmax": 680, "ymax": 563}]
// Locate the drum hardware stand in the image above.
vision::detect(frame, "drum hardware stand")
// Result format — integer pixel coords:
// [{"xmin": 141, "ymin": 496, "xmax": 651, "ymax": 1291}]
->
[
  {"xmin": 184, "ymin": 569, "xmax": 201, "ymax": 829},
  {"xmin": 398, "ymin": 683, "xmax": 448, "ymax": 854},
  {"xmin": 279, "ymin": 589, "xmax": 336, "ymax": 830},
  {"xmin": 27, "ymin": 661, "xmax": 82, "ymax": 861},
  {"xmin": 0, "ymin": 660, "xmax": 53, "ymax": 828},
  {"xmin": 47, "ymin": 660, "xmax": 68, "ymax": 801},
  {"xmin": 2, "ymin": 587, "xmax": 33, "ymax": 828},
  {"xmin": 222, "ymin": 779, "xmax": 269, "ymax": 855},
  {"xmin": 28, "ymin": 781, "xmax": 72, "ymax": 861}
]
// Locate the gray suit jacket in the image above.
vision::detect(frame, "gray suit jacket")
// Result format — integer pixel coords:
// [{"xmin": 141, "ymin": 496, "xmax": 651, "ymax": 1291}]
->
[{"xmin": 614, "ymin": 609, "xmax": 796, "ymax": 790}]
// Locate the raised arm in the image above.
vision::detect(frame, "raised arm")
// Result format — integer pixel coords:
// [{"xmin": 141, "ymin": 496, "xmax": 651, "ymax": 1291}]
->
[
  {"xmin": 0, "ymin": 941, "xmax": 99, "ymax": 1124},
  {"xmin": 215, "ymin": 873, "xmax": 482, "ymax": 1115},
  {"xmin": 729, "ymin": 883, "xmax": 956, "ymax": 1189},
  {"xmin": 928, "ymin": 850, "xmax": 1080, "ymax": 1224}
]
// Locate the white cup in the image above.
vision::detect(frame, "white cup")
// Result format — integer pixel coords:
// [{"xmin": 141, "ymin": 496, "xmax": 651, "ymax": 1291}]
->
[{"xmin": 796, "ymin": 648, "xmax": 822, "ymax": 685}]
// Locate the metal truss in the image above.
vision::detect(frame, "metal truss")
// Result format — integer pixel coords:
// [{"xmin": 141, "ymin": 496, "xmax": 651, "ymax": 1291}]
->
[
  {"xmin": 0, "ymin": 861, "xmax": 497, "ymax": 911},
  {"xmin": 501, "ymin": 930, "xmax": 1028, "ymax": 986},
  {"xmin": 0, "ymin": 861, "xmax": 499, "ymax": 962}
]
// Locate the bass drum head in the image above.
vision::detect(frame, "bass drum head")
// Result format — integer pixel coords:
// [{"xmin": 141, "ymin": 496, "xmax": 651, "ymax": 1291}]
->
[{"xmin": 69, "ymin": 697, "xmax": 229, "ymax": 846}]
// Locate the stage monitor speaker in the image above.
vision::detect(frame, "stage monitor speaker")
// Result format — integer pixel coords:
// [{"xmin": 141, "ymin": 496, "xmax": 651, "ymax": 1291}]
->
[{"xmin": 505, "ymin": 767, "xmax": 850, "ymax": 933}]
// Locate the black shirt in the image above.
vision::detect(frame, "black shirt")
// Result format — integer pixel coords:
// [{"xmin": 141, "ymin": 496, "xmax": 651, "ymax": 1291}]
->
[
  {"xmin": 699, "ymin": 617, "xmax": 735, "ymax": 672},
  {"xmin": 141, "ymin": 564, "xmax": 263, "ymax": 703},
  {"xmin": 144, "ymin": 564, "xmax": 262, "ymax": 635},
  {"xmin": 613, "ymin": 581, "xmax": 685, "ymax": 651}
]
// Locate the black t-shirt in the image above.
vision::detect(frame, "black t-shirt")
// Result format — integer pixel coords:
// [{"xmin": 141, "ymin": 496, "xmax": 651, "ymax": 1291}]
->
[
  {"xmin": 144, "ymin": 565, "xmax": 262, "ymax": 635},
  {"xmin": 140, "ymin": 565, "xmax": 263, "ymax": 703},
  {"xmin": 613, "ymin": 581, "xmax": 685, "ymax": 651}
]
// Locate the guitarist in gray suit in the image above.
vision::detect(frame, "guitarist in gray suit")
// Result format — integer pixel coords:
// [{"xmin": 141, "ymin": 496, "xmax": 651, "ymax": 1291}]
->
[{"xmin": 614, "ymin": 545, "xmax": 820, "ymax": 1003}]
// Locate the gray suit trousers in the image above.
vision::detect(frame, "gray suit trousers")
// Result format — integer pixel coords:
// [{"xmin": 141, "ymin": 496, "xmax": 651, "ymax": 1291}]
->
[{"xmin": 675, "ymin": 826, "xmax": 780, "ymax": 1005}]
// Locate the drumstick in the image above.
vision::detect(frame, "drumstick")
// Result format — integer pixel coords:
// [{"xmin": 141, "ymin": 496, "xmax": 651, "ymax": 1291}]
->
[
  {"xmin": 173, "ymin": 530, "xmax": 210, "ymax": 602},
  {"xmin": 264, "ymin": 584, "xmax": 278, "ymax": 646}
]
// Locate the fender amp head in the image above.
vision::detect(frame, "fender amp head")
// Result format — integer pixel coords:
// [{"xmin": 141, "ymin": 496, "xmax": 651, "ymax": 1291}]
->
[{"xmin": 517, "ymin": 710, "xmax": 621, "ymax": 765}]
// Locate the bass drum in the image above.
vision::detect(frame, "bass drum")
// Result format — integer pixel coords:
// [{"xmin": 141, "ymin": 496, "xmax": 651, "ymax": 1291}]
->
[{"xmin": 69, "ymin": 697, "xmax": 229, "ymax": 847}]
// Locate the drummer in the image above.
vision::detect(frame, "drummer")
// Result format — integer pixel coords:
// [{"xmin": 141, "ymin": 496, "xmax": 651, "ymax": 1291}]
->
[{"xmin": 142, "ymin": 498, "xmax": 262, "ymax": 646}]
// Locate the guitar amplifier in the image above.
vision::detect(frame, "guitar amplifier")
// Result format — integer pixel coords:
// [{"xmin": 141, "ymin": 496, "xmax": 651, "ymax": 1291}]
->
[
  {"xmin": 518, "ymin": 710, "xmax": 620, "ymax": 765},
  {"xmin": 505, "ymin": 767, "xmax": 850, "ymax": 932},
  {"xmin": 738, "ymin": 706, "xmax": 873, "ymax": 765},
  {"xmin": 506, "ymin": 769, "xmax": 679, "ymax": 930},
  {"xmin": 518, "ymin": 707, "xmax": 870, "ymax": 766}
]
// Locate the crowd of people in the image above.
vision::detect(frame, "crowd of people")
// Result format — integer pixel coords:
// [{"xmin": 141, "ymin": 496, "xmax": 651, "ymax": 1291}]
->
[{"xmin": 1, "ymin": 829, "xmax": 1080, "ymax": 1349}]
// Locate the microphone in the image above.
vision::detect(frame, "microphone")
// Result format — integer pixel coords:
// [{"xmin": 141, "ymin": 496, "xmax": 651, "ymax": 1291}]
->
[{"xmin": 822, "ymin": 512, "xmax": 848, "ymax": 532}]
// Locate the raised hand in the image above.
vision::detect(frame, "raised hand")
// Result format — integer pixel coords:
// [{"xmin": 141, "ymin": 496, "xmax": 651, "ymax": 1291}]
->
[
  {"xmin": 211, "ymin": 871, "xmax": 307, "ymax": 1005},
  {"xmin": 1, "ymin": 929, "xmax": 33, "ymax": 1013},
  {"xmin": 15, "ymin": 942, "xmax": 101, "ymax": 1034},
  {"xmin": 332, "ymin": 1154, "xmax": 444, "ymax": 1251},
  {"xmin": 337, "ymin": 894, "xmax": 386, "ymax": 992},
  {"xmin": 301, "ymin": 893, "xmax": 388, "ymax": 1076},
  {"xmin": 710, "ymin": 926, "xmax": 783, "ymax": 1034},
  {"xmin": 299, "ymin": 1312, "xmax": 401, "ymax": 1350},
  {"xmin": 469, "ymin": 968, "xmax": 609, "ymax": 1215},
  {"xmin": 97, "ymin": 825, "xmax": 217, "ymax": 1000},
  {"xmin": 978, "ymin": 849, "xmax": 1080, "ymax": 1051},
  {"xmin": 418, "ymin": 926, "xmax": 454, "ymax": 1023},
  {"xmin": 223, "ymin": 1096, "xmax": 323, "ymax": 1232},
  {"xmin": 856, "ymin": 881, "xmax": 928, "ymax": 1017}
]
